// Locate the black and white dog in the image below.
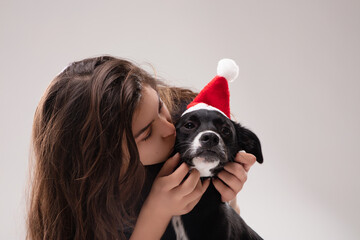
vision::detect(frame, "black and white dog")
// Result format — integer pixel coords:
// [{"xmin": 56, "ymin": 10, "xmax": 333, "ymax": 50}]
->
[{"xmin": 162, "ymin": 108, "xmax": 263, "ymax": 240}]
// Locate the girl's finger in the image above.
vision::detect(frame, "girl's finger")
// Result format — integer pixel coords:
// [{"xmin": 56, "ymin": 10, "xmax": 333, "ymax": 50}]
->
[
  {"xmin": 234, "ymin": 151, "xmax": 256, "ymax": 172},
  {"xmin": 158, "ymin": 153, "xmax": 181, "ymax": 177},
  {"xmin": 176, "ymin": 169, "xmax": 200, "ymax": 195},
  {"xmin": 212, "ymin": 178, "xmax": 236, "ymax": 202},
  {"xmin": 183, "ymin": 178, "xmax": 210, "ymax": 204},
  {"xmin": 217, "ymin": 169, "xmax": 244, "ymax": 194},
  {"xmin": 166, "ymin": 162, "xmax": 190, "ymax": 188},
  {"xmin": 223, "ymin": 162, "xmax": 246, "ymax": 179},
  {"xmin": 182, "ymin": 194, "xmax": 202, "ymax": 214}
]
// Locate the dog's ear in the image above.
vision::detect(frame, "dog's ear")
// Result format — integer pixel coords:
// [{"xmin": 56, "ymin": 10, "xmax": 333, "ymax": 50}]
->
[{"xmin": 234, "ymin": 122, "xmax": 263, "ymax": 164}]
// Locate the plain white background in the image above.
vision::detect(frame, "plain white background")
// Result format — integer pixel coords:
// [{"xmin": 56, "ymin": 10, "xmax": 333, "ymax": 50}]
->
[{"xmin": 1, "ymin": 0, "xmax": 359, "ymax": 239}]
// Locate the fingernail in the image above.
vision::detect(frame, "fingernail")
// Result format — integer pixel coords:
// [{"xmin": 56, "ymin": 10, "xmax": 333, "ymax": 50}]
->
[
  {"xmin": 181, "ymin": 162, "xmax": 187, "ymax": 167},
  {"xmin": 239, "ymin": 150, "xmax": 246, "ymax": 153}
]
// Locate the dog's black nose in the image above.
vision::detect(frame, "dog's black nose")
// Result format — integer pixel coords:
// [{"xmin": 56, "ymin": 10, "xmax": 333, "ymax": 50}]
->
[{"xmin": 200, "ymin": 132, "xmax": 219, "ymax": 147}]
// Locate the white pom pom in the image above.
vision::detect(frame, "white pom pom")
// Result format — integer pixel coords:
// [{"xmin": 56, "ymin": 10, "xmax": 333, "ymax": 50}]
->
[{"xmin": 217, "ymin": 58, "xmax": 239, "ymax": 82}]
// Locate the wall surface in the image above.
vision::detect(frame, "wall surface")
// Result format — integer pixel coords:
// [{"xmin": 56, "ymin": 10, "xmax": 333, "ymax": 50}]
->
[{"xmin": 1, "ymin": 0, "xmax": 359, "ymax": 239}]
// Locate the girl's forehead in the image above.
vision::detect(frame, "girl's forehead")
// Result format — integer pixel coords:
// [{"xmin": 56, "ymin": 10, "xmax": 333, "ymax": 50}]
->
[{"xmin": 136, "ymin": 86, "xmax": 159, "ymax": 111}]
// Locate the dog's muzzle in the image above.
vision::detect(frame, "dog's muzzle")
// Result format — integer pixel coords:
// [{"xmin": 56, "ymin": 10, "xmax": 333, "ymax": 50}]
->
[{"xmin": 187, "ymin": 130, "xmax": 227, "ymax": 177}]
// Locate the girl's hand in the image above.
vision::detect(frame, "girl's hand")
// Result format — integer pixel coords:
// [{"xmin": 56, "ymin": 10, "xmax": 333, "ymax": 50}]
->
[
  {"xmin": 131, "ymin": 153, "xmax": 210, "ymax": 240},
  {"xmin": 212, "ymin": 151, "xmax": 256, "ymax": 202},
  {"xmin": 146, "ymin": 153, "xmax": 210, "ymax": 217}
]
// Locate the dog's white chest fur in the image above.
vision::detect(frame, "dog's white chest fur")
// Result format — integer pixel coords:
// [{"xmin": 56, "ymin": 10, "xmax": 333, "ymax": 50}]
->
[
  {"xmin": 191, "ymin": 157, "xmax": 219, "ymax": 177},
  {"xmin": 172, "ymin": 216, "xmax": 189, "ymax": 240}
]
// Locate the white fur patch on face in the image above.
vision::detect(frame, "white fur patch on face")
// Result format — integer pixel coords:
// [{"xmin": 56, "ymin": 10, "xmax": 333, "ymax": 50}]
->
[{"xmin": 191, "ymin": 157, "xmax": 220, "ymax": 177}]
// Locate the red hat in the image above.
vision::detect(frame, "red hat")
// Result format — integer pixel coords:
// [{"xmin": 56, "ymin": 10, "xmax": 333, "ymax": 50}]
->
[{"xmin": 182, "ymin": 59, "xmax": 239, "ymax": 119}]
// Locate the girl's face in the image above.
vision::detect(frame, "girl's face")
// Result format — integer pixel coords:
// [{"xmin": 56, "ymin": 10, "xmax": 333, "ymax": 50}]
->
[{"xmin": 132, "ymin": 85, "xmax": 176, "ymax": 165}]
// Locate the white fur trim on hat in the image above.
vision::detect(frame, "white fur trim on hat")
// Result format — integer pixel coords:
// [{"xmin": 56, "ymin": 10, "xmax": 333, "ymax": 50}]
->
[
  {"xmin": 181, "ymin": 103, "xmax": 229, "ymax": 118},
  {"xmin": 217, "ymin": 58, "xmax": 239, "ymax": 82}
]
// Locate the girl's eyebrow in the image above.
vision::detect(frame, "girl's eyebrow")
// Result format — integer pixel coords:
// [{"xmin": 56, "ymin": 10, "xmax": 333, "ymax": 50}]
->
[{"xmin": 134, "ymin": 94, "xmax": 161, "ymax": 139}]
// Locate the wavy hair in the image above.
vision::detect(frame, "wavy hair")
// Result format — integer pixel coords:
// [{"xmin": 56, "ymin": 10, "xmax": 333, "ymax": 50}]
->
[{"xmin": 27, "ymin": 56, "xmax": 159, "ymax": 240}]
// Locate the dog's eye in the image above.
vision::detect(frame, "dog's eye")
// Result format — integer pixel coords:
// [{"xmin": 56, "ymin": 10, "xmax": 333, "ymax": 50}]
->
[
  {"xmin": 184, "ymin": 122, "xmax": 195, "ymax": 129},
  {"xmin": 221, "ymin": 127, "xmax": 231, "ymax": 136}
]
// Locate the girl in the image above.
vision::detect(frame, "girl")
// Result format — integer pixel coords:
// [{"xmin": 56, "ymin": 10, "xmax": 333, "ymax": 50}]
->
[{"xmin": 27, "ymin": 56, "xmax": 256, "ymax": 240}]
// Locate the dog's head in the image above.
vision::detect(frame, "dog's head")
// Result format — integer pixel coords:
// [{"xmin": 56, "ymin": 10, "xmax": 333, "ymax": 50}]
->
[{"xmin": 175, "ymin": 109, "xmax": 263, "ymax": 177}]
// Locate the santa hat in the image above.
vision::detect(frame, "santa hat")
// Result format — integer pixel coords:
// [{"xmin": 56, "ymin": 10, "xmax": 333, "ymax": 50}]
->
[{"xmin": 181, "ymin": 58, "xmax": 239, "ymax": 119}]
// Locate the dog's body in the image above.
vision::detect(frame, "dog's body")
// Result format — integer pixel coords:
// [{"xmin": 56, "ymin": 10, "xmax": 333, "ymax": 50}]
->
[{"xmin": 161, "ymin": 109, "xmax": 263, "ymax": 240}]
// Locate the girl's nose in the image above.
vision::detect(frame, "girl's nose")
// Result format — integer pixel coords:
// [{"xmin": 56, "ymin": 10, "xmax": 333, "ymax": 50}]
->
[{"xmin": 160, "ymin": 115, "xmax": 176, "ymax": 138}]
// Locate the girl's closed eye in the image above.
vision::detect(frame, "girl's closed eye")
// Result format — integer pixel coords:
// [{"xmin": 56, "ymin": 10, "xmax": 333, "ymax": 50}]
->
[{"xmin": 143, "ymin": 127, "xmax": 152, "ymax": 141}]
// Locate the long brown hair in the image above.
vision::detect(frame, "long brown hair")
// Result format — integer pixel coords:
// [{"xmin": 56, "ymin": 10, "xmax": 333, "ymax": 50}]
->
[
  {"xmin": 157, "ymin": 85, "xmax": 197, "ymax": 123},
  {"xmin": 27, "ymin": 56, "xmax": 162, "ymax": 240}
]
